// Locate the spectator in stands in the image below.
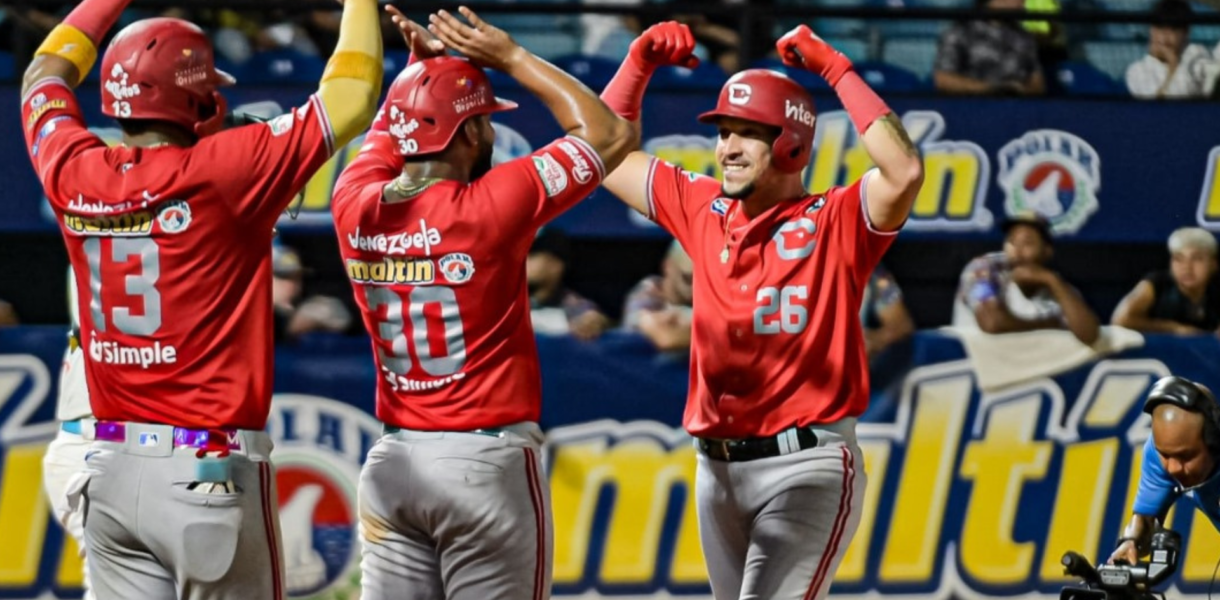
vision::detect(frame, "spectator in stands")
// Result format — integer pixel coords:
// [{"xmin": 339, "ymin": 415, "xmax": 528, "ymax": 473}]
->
[
  {"xmin": 952, "ymin": 212, "xmax": 1100, "ymax": 344},
  {"xmin": 1112, "ymin": 227, "xmax": 1220, "ymax": 334},
  {"xmin": 862, "ymin": 264, "xmax": 916, "ymax": 360},
  {"xmin": 272, "ymin": 244, "xmax": 352, "ymax": 343},
  {"xmin": 0, "ymin": 300, "xmax": 18, "ymax": 327},
  {"xmin": 527, "ymin": 228, "xmax": 611, "ymax": 340},
  {"xmin": 623, "ymin": 240, "xmax": 694, "ymax": 352},
  {"xmin": 933, "ymin": 0, "xmax": 1046, "ymax": 96},
  {"xmin": 1125, "ymin": 0, "xmax": 1220, "ymax": 100}
]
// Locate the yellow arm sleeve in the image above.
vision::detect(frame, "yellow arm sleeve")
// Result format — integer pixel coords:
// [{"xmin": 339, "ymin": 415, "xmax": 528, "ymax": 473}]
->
[
  {"xmin": 317, "ymin": 0, "xmax": 383, "ymax": 150},
  {"xmin": 34, "ymin": 25, "xmax": 98, "ymax": 86}
]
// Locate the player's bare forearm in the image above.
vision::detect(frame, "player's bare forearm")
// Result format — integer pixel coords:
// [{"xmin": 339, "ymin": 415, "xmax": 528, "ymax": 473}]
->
[
  {"xmin": 1122, "ymin": 514, "xmax": 1156, "ymax": 553},
  {"xmin": 22, "ymin": 55, "xmax": 80, "ymax": 96},
  {"xmin": 503, "ymin": 51, "xmax": 636, "ymax": 170},
  {"xmin": 861, "ymin": 112, "xmax": 924, "ymax": 231},
  {"xmin": 317, "ymin": 0, "xmax": 383, "ymax": 149}
]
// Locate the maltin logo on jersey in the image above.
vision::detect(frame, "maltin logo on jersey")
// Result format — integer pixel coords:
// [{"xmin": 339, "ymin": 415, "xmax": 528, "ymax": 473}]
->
[
  {"xmin": 267, "ymin": 394, "xmax": 382, "ymax": 599},
  {"xmin": 157, "ymin": 200, "xmax": 191, "ymax": 234},
  {"xmin": 997, "ymin": 130, "xmax": 1100, "ymax": 235},
  {"xmin": 439, "ymin": 253, "xmax": 475, "ymax": 284}
]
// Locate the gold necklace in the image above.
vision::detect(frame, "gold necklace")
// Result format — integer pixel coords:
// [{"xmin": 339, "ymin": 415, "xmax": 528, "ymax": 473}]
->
[{"xmin": 720, "ymin": 201, "xmax": 739, "ymax": 264}]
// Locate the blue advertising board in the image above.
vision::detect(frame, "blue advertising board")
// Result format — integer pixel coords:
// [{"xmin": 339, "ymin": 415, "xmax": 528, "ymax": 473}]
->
[
  {"xmin": 3, "ymin": 79, "xmax": 1220, "ymax": 242},
  {"xmin": 0, "ymin": 327, "xmax": 1219, "ymax": 599}
]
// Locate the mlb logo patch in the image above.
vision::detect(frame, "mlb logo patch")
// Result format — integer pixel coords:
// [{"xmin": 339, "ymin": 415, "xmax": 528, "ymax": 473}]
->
[{"xmin": 138, "ymin": 432, "xmax": 160, "ymax": 447}]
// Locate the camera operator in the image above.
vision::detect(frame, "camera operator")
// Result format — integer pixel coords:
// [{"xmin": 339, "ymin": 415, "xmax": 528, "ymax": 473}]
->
[{"xmin": 1110, "ymin": 376, "xmax": 1220, "ymax": 565}]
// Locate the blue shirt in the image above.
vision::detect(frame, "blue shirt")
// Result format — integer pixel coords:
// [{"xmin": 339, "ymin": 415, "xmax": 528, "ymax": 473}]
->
[{"xmin": 1134, "ymin": 437, "xmax": 1220, "ymax": 530}]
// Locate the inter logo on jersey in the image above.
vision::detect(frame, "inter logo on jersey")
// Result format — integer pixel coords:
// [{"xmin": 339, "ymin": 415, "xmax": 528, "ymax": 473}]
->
[
  {"xmin": 157, "ymin": 200, "xmax": 191, "ymax": 234},
  {"xmin": 439, "ymin": 253, "xmax": 475, "ymax": 284},
  {"xmin": 997, "ymin": 130, "xmax": 1100, "ymax": 236}
]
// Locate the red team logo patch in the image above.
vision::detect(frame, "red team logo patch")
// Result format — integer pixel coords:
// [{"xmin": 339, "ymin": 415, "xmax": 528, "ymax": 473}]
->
[{"xmin": 439, "ymin": 253, "xmax": 475, "ymax": 284}]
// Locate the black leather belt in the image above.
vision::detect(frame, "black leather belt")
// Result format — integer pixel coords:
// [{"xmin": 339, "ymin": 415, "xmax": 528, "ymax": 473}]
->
[{"xmin": 697, "ymin": 427, "xmax": 820, "ymax": 462}]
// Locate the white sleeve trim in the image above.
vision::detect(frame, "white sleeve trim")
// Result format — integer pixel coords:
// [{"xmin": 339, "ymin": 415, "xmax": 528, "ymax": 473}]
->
[
  {"xmin": 645, "ymin": 158, "xmax": 659, "ymax": 222},
  {"xmin": 22, "ymin": 77, "xmax": 71, "ymax": 105},
  {"xmin": 859, "ymin": 167, "xmax": 901, "ymax": 237},
  {"xmin": 309, "ymin": 94, "xmax": 336, "ymax": 156},
  {"xmin": 562, "ymin": 135, "xmax": 606, "ymax": 180}
]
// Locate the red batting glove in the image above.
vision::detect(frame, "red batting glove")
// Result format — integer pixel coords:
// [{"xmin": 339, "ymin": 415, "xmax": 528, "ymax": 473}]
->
[
  {"xmin": 776, "ymin": 24, "xmax": 852, "ymax": 87},
  {"xmin": 628, "ymin": 21, "xmax": 701, "ymax": 71}
]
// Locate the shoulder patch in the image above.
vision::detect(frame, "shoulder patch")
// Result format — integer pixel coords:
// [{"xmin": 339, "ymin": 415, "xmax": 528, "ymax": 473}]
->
[{"xmin": 533, "ymin": 153, "xmax": 569, "ymax": 198}]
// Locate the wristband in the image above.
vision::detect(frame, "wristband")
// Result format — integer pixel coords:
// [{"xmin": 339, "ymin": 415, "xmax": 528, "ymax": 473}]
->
[
  {"xmin": 35, "ymin": 25, "xmax": 98, "ymax": 86},
  {"xmin": 833, "ymin": 70, "xmax": 892, "ymax": 135},
  {"xmin": 599, "ymin": 53, "xmax": 656, "ymax": 121}
]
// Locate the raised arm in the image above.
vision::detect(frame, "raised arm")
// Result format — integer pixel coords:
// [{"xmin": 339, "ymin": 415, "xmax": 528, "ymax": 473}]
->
[
  {"xmin": 778, "ymin": 25, "xmax": 924, "ymax": 232},
  {"xmin": 595, "ymin": 23, "xmax": 701, "ymax": 215},
  {"xmin": 429, "ymin": 6, "xmax": 635, "ymax": 171},
  {"xmin": 22, "ymin": 0, "xmax": 130, "ymax": 96},
  {"xmin": 316, "ymin": 0, "xmax": 384, "ymax": 150}
]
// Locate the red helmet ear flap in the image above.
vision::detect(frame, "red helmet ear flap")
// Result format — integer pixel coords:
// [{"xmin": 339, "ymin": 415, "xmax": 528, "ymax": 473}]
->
[{"xmin": 194, "ymin": 92, "xmax": 228, "ymax": 138}]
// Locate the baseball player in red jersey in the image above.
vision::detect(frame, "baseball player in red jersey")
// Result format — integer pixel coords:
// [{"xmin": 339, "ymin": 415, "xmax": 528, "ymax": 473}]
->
[
  {"xmin": 597, "ymin": 23, "xmax": 925, "ymax": 600},
  {"xmin": 331, "ymin": 7, "xmax": 633, "ymax": 599},
  {"xmin": 20, "ymin": 0, "xmax": 383, "ymax": 596}
]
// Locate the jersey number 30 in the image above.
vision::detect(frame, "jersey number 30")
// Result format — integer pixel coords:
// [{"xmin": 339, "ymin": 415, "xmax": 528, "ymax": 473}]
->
[{"xmin": 366, "ymin": 287, "xmax": 467, "ymax": 378}]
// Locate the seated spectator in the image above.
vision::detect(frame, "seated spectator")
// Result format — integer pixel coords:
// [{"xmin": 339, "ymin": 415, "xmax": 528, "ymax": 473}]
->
[
  {"xmin": 1112, "ymin": 227, "xmax": 1220, "ymax": 334},
  {"xmin": 862, "ymin": 264, "xmax": 916, "ymax": 360},
  {"xmin": 527, "ymin": 228, "xmax": 611, "ymax": 340},
  {"xmin": 933, "ymin": 0, "xmax": 1045, "ymax": 96},
  {"xmin": 623, "ymin": 240, "xmax": 694, "ymax": 352},
  {"xmin": 952, "ymin": 212, "xmax": 1100, "ymax": 344},
  {"xmin": 0, "ymin": 300, "xmax": 18, "ymax": 327},
  {"xmin": 272, "ymin": 244, "xmax": 352, "ymax": 343},
  {"xmin": 1125, "ymin": 0, "xmax": 1220, "ymax": 100}
]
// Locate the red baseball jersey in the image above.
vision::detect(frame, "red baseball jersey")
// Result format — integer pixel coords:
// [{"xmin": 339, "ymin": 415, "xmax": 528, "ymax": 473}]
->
[
  {"xmin": 645, "ymin": 158, "xmax": 896, "ymax": 438},
  {"xmin": 22, "ymin": 77, "xmax": 338, "ymax": 429},
  {"xmin": 332, "ymin": 131, "xmax": 605, "ymax": 430}
]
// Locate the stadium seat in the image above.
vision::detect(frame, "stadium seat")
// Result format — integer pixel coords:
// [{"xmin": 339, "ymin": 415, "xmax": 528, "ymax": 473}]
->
[
  {"xmin": 811, "ymin": 17, "xmax": 871, "ymax": 37},
  {"xmin": 512, "ymin": 31, "xmax": 581, "ymax": 61},
  {"xmin": 383, "ymin": 51, "xmax": 412, "ymax": 77},
  {"xmin": 0, "ymin": 52, "xmax": 13, "ymax": 82},
  {"xmin": 552, "ymin": 54, "xmax": 619, "ymax": 89},
  {"xmin": 1081, "ymin": 40, "xmax": 1145, "ymax": 81},
  {"xmin": 1055, "ymin": 60, "xmax": 1126, "ymax": 96},
  {"xmin": 820, "ymin": 36, "xmax": 871, "ymax": 63},
  {"xmin": 854, "ymin": 61, "xmax": 928, "ymax": 92},
  {"xmin": 881, "ymin": 38, "xmax": 939, "ymax": 79},
  {"xmin": 243, "ymin": 49, "xmax": 325, "ymax": 85},
  {"xmin": 748, "ymin": 57, "xmax": 831, "ymax": 90},
  {"xmin": 875, "ymin": 19, "xmax": 948, "ymax": 38},
  {"xmin": 649, "ymin": 61, "xmax": 727, "ymax": 90}
]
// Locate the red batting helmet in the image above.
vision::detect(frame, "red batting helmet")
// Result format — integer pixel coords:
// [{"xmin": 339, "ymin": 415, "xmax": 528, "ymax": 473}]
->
[
  {"xmin": 100, "ymin": 18, "xmax": 234, "ymax": 137},
  {"xmin": 697, "ymin": 69, "xmax": 816, "ymax": 174},
  {"xmin": 382, "ymin": 57, "xmax": 518, "ymax": 157}
]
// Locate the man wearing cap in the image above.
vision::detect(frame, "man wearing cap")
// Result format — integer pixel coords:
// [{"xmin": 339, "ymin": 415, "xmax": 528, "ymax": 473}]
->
[
  {"xmin": 272, "ymin": 244, "xmax": 353, "ymax": 343},
  {"xmin": 526, "ymin": 227, "xmax": 611, "ymax": 340},
  {"xmin": 1110, "ymin": 376, "xmax": 1220, "ymax": 565},
  {"xmin": 952, "ymin": 212, "xmax": 1100, "ymax": 345},
  {"xmin": 1112, "ymin": 227, "xmax": 1220, "ymax": 335},
  {"xmin": 593, "ymin": 19, "xmax": 924, "ymax": 600}
]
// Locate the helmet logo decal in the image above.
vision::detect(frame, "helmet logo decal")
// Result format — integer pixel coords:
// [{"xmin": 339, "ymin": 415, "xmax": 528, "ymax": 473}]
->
[
  {"xmin": 728, "ymin": 83, "xmax": 752, "ymax": 106},
  {"xmin": 785, "ymin": 100, "xmax": 815, "ymax": 127},
  {"xmin": 387, "ymin": 106, "xmax": 421, "ymax": 155},
  {"xmin": 105, "ymin": 64, "xmax": 141, "ymax": 102}
]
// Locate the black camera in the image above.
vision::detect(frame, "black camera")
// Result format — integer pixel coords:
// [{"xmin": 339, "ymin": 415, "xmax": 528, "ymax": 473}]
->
[{"xmin": 1059, "ymin": 529, "xmax": 1181, "ymax": 600}]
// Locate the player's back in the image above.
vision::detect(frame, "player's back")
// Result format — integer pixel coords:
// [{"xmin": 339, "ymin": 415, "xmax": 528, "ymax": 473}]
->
[
  {"xmin": 333, "ymin": 133, "xmax": 608, "ymax": 430},
  {"xmin": 27, "ymin": 90, "xmax": 340, "ymax": 430}
]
